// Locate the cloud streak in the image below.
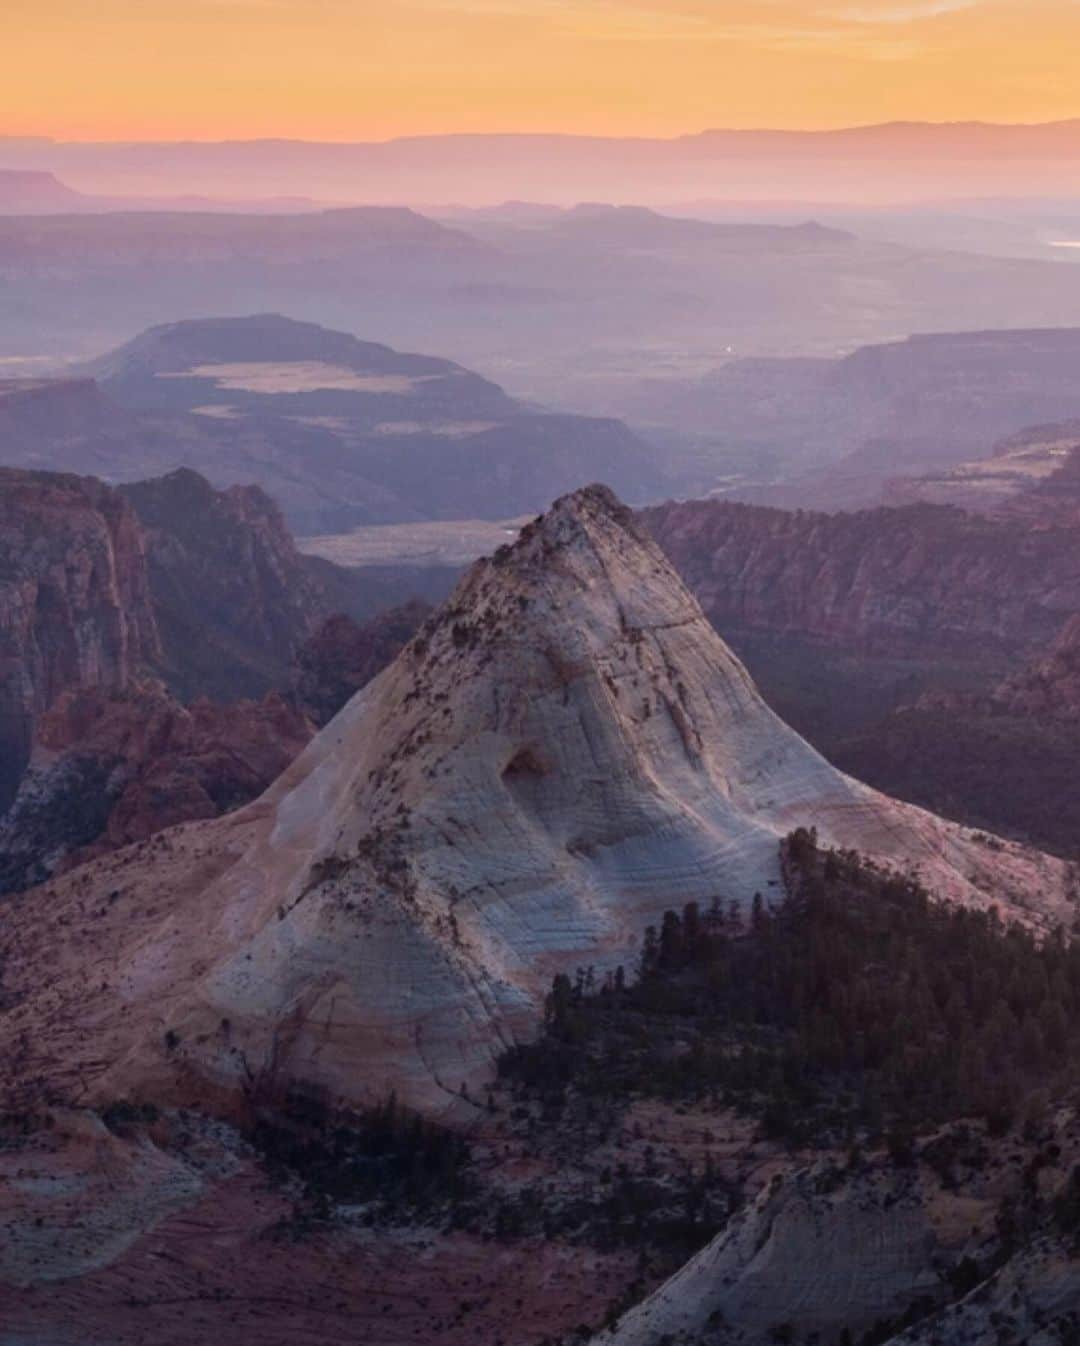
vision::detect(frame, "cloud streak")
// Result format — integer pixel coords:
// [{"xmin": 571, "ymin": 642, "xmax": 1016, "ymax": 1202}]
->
[{"xmin": 828, "ymin": 0, "xmax": 979, "ymax": 22}]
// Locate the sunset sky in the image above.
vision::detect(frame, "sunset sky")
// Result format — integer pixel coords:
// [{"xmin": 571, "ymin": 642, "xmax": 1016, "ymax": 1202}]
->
[{"xmin": 6, "ymin": 0, "xmax": 1080, "ymax": 141}]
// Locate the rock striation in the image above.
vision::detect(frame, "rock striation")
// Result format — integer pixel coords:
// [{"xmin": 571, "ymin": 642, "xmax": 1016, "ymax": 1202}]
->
[
  {"xmin": 0, "ymin": 467, "xmax": 160, "ymax": 810},
  {"xmin": 643, "ymin": 497, "xmax": 1080, "ymax": 661},
  {"xmin": 119, "ymin": 467, "xmax": 331, "ymax": 701},
  {"xmin": 595, "ymin": 1162, "xmax": 946, "ymax": 1346},
  {"xmin": 0, "ymin": 485, "xmax": 1072, "ymax": 1127}
]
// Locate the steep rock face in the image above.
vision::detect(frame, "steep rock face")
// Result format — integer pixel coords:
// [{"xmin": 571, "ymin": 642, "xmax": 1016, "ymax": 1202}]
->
[
  {"xmin": 0, "ymin": 468, "xmax": 160, "ymax": 810},
  {"xmin": 883, "ymin": 1234, "xmax": 1080, "ymax": 1346},
  {"xmin": 596, "ymin": 1163, "xmax": 946, "ymax": 1346},
  {"xmin": 995, "ymin": 615, "xmax": 1080, "ymax": 719},
  {"xmin": 825, "ymin": 615, "xmax": 1080, "ymax": 855},
  {"xmin": 643, "ymin": 498, "xmax": 1080, "ymax": 660},
  {"xmin": 293, "ymin": 601, "xmax": 432, "ymax": 725},
  {"xmin": 119, "ymin": 467, "xmax": 330, "ymax": 700},
  {"xmin": 0, "ymin": 682, "xmax": 314, "ymax": 893},
  {"xmin": 0, "ymin": 486, "xmax": 1071, "ymax": 1126}
]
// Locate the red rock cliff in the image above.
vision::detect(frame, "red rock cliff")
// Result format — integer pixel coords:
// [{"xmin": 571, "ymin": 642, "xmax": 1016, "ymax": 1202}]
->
[
  {"xmin": 0, "ymin": 467, "xmax": 160, "ymax": 807},
  {"xmin": 642, "ymin": 499, "xmax": 1080, "ymax": 660}
]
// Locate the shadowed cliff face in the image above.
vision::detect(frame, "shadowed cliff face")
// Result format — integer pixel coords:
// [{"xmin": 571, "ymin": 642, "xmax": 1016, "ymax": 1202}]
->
[
  {"xmin": 0, "ymin": 468, "xmax": 442, "ymax": 891},
  {"xmin": 119, "ymin": 467, "xmax": 330, "ymax": 701},
  {"xmin": 996, "ymin": 614, "xmax": 1080, "ymax": 719},
  {"xmin": 0, "ymin": 468, "xmax": 160, "ymax": 811},
  {"xmin": 0, "ymin": 604, "xmax": 434, "ymax": 894},
  {"xmin": 293, "ymin": 601, "xmax": 431, "ymax": 726},
  {"xmin": 0, "ymin": 682, "xmax": 315, "ymax": 894},
  {"xmin": 643, "ymin": 498, "xmax": 1080, "ymax": 664},
  {"xmin": 0, "ymin": 464, "xmax": 323, "ymax": 811}
]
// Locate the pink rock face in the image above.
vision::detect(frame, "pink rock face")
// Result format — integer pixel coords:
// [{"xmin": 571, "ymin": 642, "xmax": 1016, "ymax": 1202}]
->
[
  {"xmin": 642, "ymin": 498, "xmax": 1080, "ymax": 659},
  {"xmin": 0, "ymin": 467, "xmax": 161, "ymax": 807}
]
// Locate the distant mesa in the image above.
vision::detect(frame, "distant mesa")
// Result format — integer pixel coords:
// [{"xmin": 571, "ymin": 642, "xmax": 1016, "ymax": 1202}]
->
[{"xmin": 0, "ymin": 313, "xmax": 664, "ymax": 533}]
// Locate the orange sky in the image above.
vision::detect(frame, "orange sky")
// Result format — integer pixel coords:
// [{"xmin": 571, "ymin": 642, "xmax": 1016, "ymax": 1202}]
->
[{"xmin": 5, "ymin": 0, "xmax": 1080, "ymax": 141}]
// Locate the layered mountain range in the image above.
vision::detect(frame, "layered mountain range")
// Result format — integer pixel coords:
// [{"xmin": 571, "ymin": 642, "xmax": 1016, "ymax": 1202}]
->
[
  {"xmin": 626, "ymin": 327, "xmax": 1080, "ymax": 507},
  {"xmin": 644, "ymin": 497, "xmax": 1080, "ymax": 664},
  {"xmin": 890, "ymin": 418, "xmax": 1080, "ymax": 524},
  {"xmin": 9, "ymin": 123, "xmax": 1080, "ymax": 203},
  {"xmin": 0, "ymin": 316, "xmax": 664, "ymax": 532}
]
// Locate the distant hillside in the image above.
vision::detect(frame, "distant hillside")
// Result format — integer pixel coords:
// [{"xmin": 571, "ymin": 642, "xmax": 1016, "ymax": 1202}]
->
[
  {"xmin": 626, "ymin": 327, "xmax": 1080, "ymax": 508},
  {"xmin": 0, "ymin": 169, "xmax": 85, "ymax": 212},
  {"xmin": 69, "ymin": 314, "xmax": 665, "ymax": 530},
  {"xmin": 7, "ymin": 122, "xmax": 1080, "ymax": 202}
]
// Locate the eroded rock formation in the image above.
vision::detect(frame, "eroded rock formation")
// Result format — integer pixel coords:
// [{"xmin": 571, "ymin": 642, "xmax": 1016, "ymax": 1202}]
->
[
  {"xmin": 0, "ymin": 467, "xmax": 160, "ymax": 810},
  {"xmin": 293, "ymin": 601, "xmax": 431, "ymax": 726},
  {"xmin": 119, "ymin": 467, "xmax": 330, "ymax": 701},
  {"xmin": 643, "ymin": 497, "xmax": 1080, "ymax": 661},
  {"xmin": 0, "ymin": 484, "xmax": 1071, "ymax": 1131},
  {"xmin": 0, "ymin": 681, "xmax": 314, "ymax": 893}
]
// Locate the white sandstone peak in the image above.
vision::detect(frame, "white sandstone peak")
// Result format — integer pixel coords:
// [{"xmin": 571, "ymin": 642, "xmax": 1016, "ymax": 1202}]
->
[{"xmin": 1, "ymin": 484, "xmax": 1074, "ymax": 1121}]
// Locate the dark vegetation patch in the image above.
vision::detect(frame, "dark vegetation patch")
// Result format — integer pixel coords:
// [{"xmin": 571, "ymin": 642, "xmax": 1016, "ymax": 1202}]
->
[
  {"xmin": 499, "ymin": 830, "xmax": 1080, "ymax": 1145},
  {"xmin": 251, "ymin": 1091, "xmax": 473, "ymax": 1229}
]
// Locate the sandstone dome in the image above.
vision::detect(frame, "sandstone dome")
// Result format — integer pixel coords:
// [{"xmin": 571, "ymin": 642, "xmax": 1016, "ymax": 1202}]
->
[{"xmin": 0, "ymin": 484, "xmax": 1072, "ymax": 1121}]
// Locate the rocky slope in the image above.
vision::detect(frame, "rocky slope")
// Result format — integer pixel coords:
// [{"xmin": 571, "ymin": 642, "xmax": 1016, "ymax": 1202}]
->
[
  {"xmin": 995, "ymin": 614, "xmax": 1080, "ymax": 719},
  {"xmin": 0, "ymin": 603, "xmax": 432, "ymax": 893},
  {"xmin": 293, "ymin": 601, "xmax": 431, "ymax": 726},
  {"xmin": 595, "ymin": 1138, "xmax": 1080, "ymax": 1346},
  {"xmin": 642, "ymin": 496, "xmax": 1080, "ymax": 850},
  {"xmin": 643, "ymin": 497, "xmax": 1080, "ymax": 661},
  {"xmin": 0, "ymin": 485, "xmax": 1071, "ymax": 1129},
  {"xmin": 596, "ymin": 1162, "xmax": 955, "ymax": 1346},
  {"xmin": 0, "ymin": 682, "xmax": 314, "ymax": 895},
  {"xmin": 118, "ymin": 467, "xmax": 330, "ymax": 701},
  {"xmin": 0, "ymin": 467, "xmax": 160, "ymax": 810},
  {"xmin": 825, "ymin": 615, "xmax": 1080, "ymax": 856}
]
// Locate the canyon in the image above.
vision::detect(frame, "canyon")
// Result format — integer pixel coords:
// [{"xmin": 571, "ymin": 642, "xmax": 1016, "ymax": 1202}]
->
[
  {"xmin": 0, "ymin": 464, "xmax": 433, "ymax": 889},
  {"xmin": 1, "ymin": 484, "xmax": 1079, "ymax": 1346}
]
